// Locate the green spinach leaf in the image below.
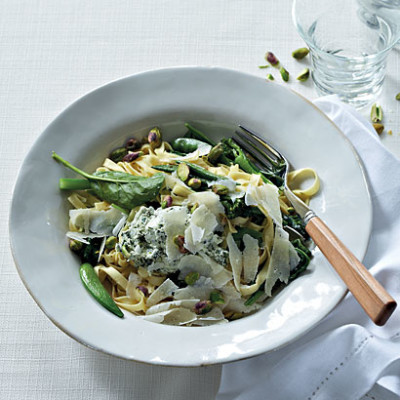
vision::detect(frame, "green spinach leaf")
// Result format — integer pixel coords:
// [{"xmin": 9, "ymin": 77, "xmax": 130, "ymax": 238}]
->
[
  {"xmin": 53, "ymin": 152, "xmax": 165, "ymax": 209},
  {"xmin": 90, "ymin": 171, "xmax": 164, "ymax": 209},
  {"xmin": 232, "ymin": 227, "xmax": 263, "ymax": 247}
]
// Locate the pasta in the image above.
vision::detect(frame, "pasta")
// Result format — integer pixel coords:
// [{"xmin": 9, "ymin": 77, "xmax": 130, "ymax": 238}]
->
[{"xmin": 59, "ymin": 125, "xmax": 319, "ymax": 326}]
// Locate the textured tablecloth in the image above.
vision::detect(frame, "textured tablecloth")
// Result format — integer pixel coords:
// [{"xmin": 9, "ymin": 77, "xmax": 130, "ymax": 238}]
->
[{"xmin": 1, "ymin": 1, "xmax": 399, "ymax": 399}]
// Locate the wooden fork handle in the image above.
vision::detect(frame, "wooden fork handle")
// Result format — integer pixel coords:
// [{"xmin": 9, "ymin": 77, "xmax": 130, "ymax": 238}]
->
[{"xmin": 306, "ymin": 216, "xmax": 397, "ymax": 326}]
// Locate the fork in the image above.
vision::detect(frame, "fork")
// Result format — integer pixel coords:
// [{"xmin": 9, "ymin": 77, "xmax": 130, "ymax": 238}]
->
[{"xmin": 235, "ymin": 125, "xmax": 397, "ymax": 326}]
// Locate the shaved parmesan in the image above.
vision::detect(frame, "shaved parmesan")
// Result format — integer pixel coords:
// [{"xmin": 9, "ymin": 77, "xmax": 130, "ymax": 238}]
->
[
  {"xmin": 146, "ymin": 299, "xmax": 199, "ymax": 315},
  {"xmin": 242, "ymin": 234, "xmax": 260, "ymax": 283},
  {"xmin": 159, "ymin": 308, "xmax": 198, "ymax": 325},
  {"xmin": 69, "ymin": 207, "xmax": 124, "ymax": 235},
  {"xmin": 70, "ymin": 208, "xmax": 90, "ymax": 234},
  {"xmin": 220, "ymin": 282, "xmax": 241, "ymax": 302},
  {"xmin": 212, "ymin": 269, "xmax": 233, "ymax": 288},
  {"xmin": 177, "ymin": 255, "xmax": 212, "ymax": 280},
  {"xmin": 207, "ymin": 177, "xmax": 237, "ymax": 192},
  {"xmin": 194, "ymin": 318, "xmax": 228, "ymax": 326},
  {"xmin": 199, "ymin": 254, "xmax": 232, "ymax": 288},
  {"xmin": 187, "ymin": 191, "xmax": 225, "ymax": 217},
  {"xmin": 174, "ymin": 277, "xmax": 214, "ymax": 300},
  {"xmin": 197, "ymin": 306, "xmax": 225, "ymax": 320},
  {"xmin": 126, "ymin": 272, "xmax": 142, "ymax": 298},
  {"xmin": 193, "ymin": 307, "xmax": 228, "ymax": 326},
  {"xmin": 66, "ymin": 231, "xmax": 105, "ymax": 244},
  {"xmin": 226, "ymin": 297, "xmax": 263, "ymax": 313},
  {"xmin": 226, "ymin": 233, "xmax": 242, "ymax": 292},
  {"xmin": 245, "ymin": 183, "xmax": 282, "ymax": 227},
  {"xmin": 164, "ymin": 173, "xmax": 181, "ymax": 190},
  {"xmin": 264, "ymin": 226, "xmax": 291, "ymax": 296},
  {"xmin": 227, "ymin": 190, "xmax": 245, "ymax": 202},
  {"xmin": 147, "ymin": 278, "xmax": 178, "ymax": 307},
  {"xmin": 140, "ymin": 308, "xmax": 197, "ymax": 325},
  {"xmin": 191, "ymin": 205, "xmax": 218, "ymax": 235},
  {"xmin": 163, "ymin": 207, "xmax": 189, "ymax": 261},
  {"xmin": 184, "ymin": 205, "xmax": 218, "ymax": 253}
]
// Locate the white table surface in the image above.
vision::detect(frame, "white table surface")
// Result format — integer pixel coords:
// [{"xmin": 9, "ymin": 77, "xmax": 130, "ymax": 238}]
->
[{"xmin": 1, "ymin": 1, "xmax": 399, "ymax": 399}]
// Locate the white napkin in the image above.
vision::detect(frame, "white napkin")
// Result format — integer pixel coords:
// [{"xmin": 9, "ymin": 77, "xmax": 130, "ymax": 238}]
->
[{"xmin": 217, "ymin": 96, "xmax": 400, "ymax": 400}]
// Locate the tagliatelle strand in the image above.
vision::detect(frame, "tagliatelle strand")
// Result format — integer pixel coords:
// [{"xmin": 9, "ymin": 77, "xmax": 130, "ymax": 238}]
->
[
  {"xmin": 94, "ymin": 265, "xmax": 128, "ymax": 291},
  {"xmin": 114, "ymin": 293, "xmax": 147, "ymax": 313},
  {"xmin": 287, "ymin": 167, "xmax": 320, "ymax": 204}
]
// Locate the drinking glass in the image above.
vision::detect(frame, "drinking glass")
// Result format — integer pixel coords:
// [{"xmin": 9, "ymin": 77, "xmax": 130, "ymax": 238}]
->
[{"xmin": 292, "ymin": 0, "xmax": 400, "ymax": 109}]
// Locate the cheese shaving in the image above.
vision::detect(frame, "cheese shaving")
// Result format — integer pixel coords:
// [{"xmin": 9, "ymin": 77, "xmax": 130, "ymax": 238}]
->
[
  {"xmin": 146, "ymin": 299, "xmax": 200, "ymax": 315},
  {"xmin": 177, "ymin": 255, "xmax": 213, "ymax": 280},
  {"xmin": 146, "ymin": 278, "xmax": 178, "ymax": 307},
  {"xmin": 163, "ymin": 207, "xmax": 189, "ymax": 261},
  {"xmin": 69, "ymin": 207, "xmax": 123, "ymax": 235},
  {"xmin": 264, "ymin": 226, "xmax": 291, "ymax": 296},
  {"xmin": 242, "ymin": 234, "xmax": 260, "ymax": 283},
  {"xmin": 226, "ymin": 233, "xmax": 242, "ymax": 292},
  {"xmin": 245, "ymin": 183, "xmax": 282, "ymax": 227},
  {"xmin": 187, "ymin": 191, "xmax": 225, "ymax": 217},
  {"xmin": 140, "ymin": 308, "xmax": 197, "ymax": 325}
]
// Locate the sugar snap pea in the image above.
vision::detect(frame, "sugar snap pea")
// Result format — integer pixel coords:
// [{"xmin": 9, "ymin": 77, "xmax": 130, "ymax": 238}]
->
[
  {"xmin": 171, "ymin": 138, "xmax": 210, "ymax": 154},
  {"xmin": 79, "ymin": 263, "xmax": 124, "ymax": 318}
]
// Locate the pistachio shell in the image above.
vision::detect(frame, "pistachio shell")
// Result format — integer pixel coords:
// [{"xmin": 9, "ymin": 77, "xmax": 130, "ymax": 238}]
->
[
  {"xmin": 370, "ymin": 103, "xmax": 383, "ymax": 123},
  {"xmin": 296, "ymin": 68, "xmax": 310, "ymax": 82},
  {"xmin": 373, "ymin": 123, "xmax": 384, "ymax": 135},
  {"xmin": 279, "ymin": 67, "xmax": 289, "ymax": 82},
  {"xmin": 292, "ymin": 47, "xmax": 309, "ymax": 60}
]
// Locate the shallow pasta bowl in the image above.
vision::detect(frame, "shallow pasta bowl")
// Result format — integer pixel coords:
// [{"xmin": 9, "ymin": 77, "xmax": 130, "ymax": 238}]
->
[{"xmin": 9, "ymin": 67, "xmax": 372, "ymax": 366}]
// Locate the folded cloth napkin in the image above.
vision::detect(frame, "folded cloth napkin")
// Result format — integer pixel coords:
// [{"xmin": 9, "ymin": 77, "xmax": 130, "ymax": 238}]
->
[{"xmin": 216, "ymin": 96, "xmax": 400, "ymax": 400}]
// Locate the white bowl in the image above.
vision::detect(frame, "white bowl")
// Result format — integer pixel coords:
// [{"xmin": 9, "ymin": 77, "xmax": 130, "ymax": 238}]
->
[{"xmin": 9, "ymin": 67, "xmax": 372, "ymax": 366}]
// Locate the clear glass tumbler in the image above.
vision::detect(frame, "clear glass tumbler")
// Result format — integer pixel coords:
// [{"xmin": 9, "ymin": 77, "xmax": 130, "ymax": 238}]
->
[{"xmin": 292, "ymin": 0, "xmax": 400, "ymax": 109}]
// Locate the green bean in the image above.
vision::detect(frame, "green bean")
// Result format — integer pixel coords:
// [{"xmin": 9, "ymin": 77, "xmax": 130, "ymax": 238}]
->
[
  {"xmin": 184, "ymin": 123, "xmax": 216, "ymax": 146},
  {"xmin": 244, "ymin": 289, "xmax": 264, "ymax": 306},
  {"xmin": 177, "ymin": 161, "xmax": 227, "ymax": 181},
  {"xmin": 151, "ymin": 164, "xmax": 177, "ymax": 173},
  {"xmin": 171, "ymin": 138, "xmax": 210, "ymax": 154},
  {"xmin": 170, "ymin": 150, "xmax": 186, "ymax": 156}
]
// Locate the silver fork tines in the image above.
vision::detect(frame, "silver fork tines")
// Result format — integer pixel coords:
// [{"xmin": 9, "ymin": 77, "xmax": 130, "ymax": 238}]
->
[
  {"xmin": 236, "ymin": 125, "xmax": 286, "ymax": 164},
  {"xmin": 234, "ymin": 125, "xmax": 310, "ymax": 219},
  {"xmin": 234, "ymin": 126, "xmax": 288, "ymax": 174}
]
